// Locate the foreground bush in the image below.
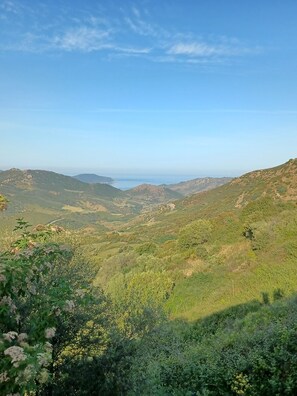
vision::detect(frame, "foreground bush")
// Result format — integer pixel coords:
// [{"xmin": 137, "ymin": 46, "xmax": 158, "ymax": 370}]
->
[
  {"xmin": 127, "ymin": 295, "xmax": 297, "ymax": 395},
  {"xmin": 0, "ymin": 221, "xmax": 112, "ymax": 395},
  {"xmin": 2, "ymin": 219, "xmax": 297, "ymax": 395}
]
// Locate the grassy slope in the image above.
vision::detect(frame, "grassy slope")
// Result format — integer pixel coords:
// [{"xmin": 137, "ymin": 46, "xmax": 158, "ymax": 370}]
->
[{"xmin": 93, "ymin": 159, "xmax": 297, "ymax": 320}]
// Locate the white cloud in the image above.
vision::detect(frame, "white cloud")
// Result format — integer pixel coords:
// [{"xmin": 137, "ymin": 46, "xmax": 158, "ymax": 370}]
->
[
  {"xmin": 52, "ymin": 27, "xmax": 110, "ymax": 52},
  {"xmin": 0, "ymin": 3, "xmax": 261, "ymax": 65},
  {"xmin": 115, "ymin": 46, "xmax": 151, "ymax": 54},
  {"xmin": 124, "ymin": 16, "xmax": 158, "ymax": 37},
  {"xmin": 168, "ymin": 42, "xmax": 220, "ymax": 56},
  {"xmin": 167, "ymin": 41, "xmax": 257, "ymax": 58}
]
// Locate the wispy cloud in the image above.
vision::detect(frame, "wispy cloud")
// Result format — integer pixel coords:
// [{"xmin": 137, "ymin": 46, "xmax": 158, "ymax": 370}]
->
[
  {"xmin": 167, "ymin": 39, "xmax": 260, "ymax": 59},
  {"xmin": 168, "ymin": 42, "xmax": 219, "ymax": 57},
  {"xmin": 124, "ymin": 15, "xmax": 159, "ymax": 37},
  {"xmin": 115, "ymin": 46, "xmax": 151, "ymax": 54},
  {"xmin": 52, "ymin": 27, "xmax": 110, "ymax": 52},
  {"xmin": 0, "ymin": 0, "xmax": 20, "ymax": 14},
  {"xmin": 0, "ymin": 2, "xmax": 261, "ymax": 65}
]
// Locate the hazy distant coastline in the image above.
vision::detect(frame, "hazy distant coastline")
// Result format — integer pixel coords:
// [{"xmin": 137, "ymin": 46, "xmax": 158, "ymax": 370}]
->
[{"xmin": 111, "ymin": 176, "xmax": 201, "ymax": 190}]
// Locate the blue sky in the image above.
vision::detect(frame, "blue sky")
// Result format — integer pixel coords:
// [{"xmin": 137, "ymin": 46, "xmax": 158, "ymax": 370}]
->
[{"xmin": 0, "ymin": 0, "xmax": 297, "ymax": 177}]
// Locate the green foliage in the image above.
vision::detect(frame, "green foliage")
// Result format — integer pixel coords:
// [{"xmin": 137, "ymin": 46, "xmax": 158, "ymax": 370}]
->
[
  {"xmin": 243, "ymin": 220, "xmax": 273, "ymax": 251},
  {"xmin": 195, "ymin": 244, "xmax": 209, "ymax": 259},
  {"xmin": 107, "ymin": 271, "xmax": 174, "ymax": 339},
  {"xmin": 0, "ymin": 194, "xmax": 7, "ymax": 211},
  {"xmin": 178, "ymin": 219, "xmax": 213, "ymax": 250},
  {"xmin": 277, "ymin": 185, "xmax": 287, "ymax": 195},
  {"xmin": 135, "ymin": 242, "xmax": 157, "ymax": 255},
  {"xmin": 273, "ymin": 288, "xmax": 285, "ymax": 301},
  {"xmin": 0, "ymin": 221, "xmax": 110, "ymax": 395},
  {"xmin": 261, "ymin": 291, "xmax": 270, "ymax": 305},
  {"xmin": 2, "ymin": 160, "xmax": 297, "ymax": 394},
  {"xmin": 11, "ymin": 218, "xmax": 54, "ymax": 249},
  {"xmin": 241, "ymin": 197, "xmax": 279, "ymax": 224},
  {"xmin": 127, "ymin": 295, "xmax": 297, "ymax": 395}
]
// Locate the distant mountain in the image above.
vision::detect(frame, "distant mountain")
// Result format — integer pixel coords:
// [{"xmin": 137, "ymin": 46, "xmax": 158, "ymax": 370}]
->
[
  {"xmin": 127, "ymin": 183, "xmax": 182, "ymax": 205},
  {"xmin": 164, "ymin": 177, "xmax": 232, "ymax": 196},
  {"xmin": 0, "ymin": 168, "xmax": 121, "ymax": 197},
  {"xmin": 73, "ymin": 174, "xmax": 113, "ymax": 184},
  {"xmin": 0, "ymin": 168, "xmax": 131, "ymax": 227}
]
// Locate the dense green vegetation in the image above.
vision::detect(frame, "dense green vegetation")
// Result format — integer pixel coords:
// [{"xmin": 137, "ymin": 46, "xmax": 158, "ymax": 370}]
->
[
  {"xmin": 1, "ymin": 159, "xmax": 297, "ymax": 394},
  {"xmin": 2, "ymin": 220, "xmax": 297, "ymax": 395}
]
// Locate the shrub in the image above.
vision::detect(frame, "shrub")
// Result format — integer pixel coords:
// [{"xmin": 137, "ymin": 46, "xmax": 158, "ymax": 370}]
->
[
  {"xmin": 0, "ymin": 220, "xmax": 109, "ymax": 395},
  {"xmin": 178, "ymin": 219, "xmax": 213, "ymax": 250}
]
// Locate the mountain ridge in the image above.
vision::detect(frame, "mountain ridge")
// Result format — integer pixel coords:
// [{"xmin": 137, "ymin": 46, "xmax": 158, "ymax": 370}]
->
[
  {"xmin": 163, "ymin": 176, "xmax": 232, "ymax": 196},
  {"xmin": 73, "ymin": 173, "xmax": 114, "ymax": 184},
  {"xmin": 0, "ymin": 168, "xmax": 133, "ymax": 228}
]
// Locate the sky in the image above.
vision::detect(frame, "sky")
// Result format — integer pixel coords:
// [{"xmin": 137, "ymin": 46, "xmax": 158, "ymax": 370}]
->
[{"xmin": 0, "ymin": 0, "xmax": 297, "ymax": 178}]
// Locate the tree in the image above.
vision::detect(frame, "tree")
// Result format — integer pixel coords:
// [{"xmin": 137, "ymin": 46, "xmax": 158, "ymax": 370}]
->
[{"xmin": 178, "ymin": 219, "xmax": 213, "ymax": 250}]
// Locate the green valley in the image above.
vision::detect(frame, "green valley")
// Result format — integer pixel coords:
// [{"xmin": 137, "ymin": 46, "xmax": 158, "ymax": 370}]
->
[{"xmin": 1, "ymin": 159, "xmax": 297, "ymax": 395}]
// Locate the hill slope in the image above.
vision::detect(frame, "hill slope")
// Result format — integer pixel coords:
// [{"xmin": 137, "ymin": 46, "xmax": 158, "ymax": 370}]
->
[
  {"xmin": 93, "ymin": 159, "xmax": 297, "ymax": 320},
  {"xmin": 73, "ymin": 173, "xmax": 113, "ymax": 184},
  {"xmin": 164, "ymin": 176, "xmax": 232, "ymax": 196},
  {"xmin": 0, "ymin": 168, "xmax": 136, "ymax": 229},
  {"xmin": 127, "ymin": 183, "xmax": 182, "ymax": 205},
  {"xmin": 160, "ymin": 158, "xmax": 297, "ymax": 229}
]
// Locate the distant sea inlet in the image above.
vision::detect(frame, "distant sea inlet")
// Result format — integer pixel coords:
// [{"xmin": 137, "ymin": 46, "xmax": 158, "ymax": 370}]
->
[{"xmin": 111, "ymin": 176, "xmax": 199, "ymax": 190}]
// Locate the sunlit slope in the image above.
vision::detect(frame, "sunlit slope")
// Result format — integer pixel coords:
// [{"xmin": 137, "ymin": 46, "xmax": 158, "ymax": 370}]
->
[
  {"xmin": 181, "ymin": 158, "xmax": 297, "ymax": 211},
  {"xmin": 97, "ymin": 159, "xmax": 297, "ymax": 320},
  {"xmin": 130, "ymin": 159, "xmax": 297, "ymax": 236},
  {"xmin": 0, "ymin": 168, "xmax": 138, "ymax": 229},
  {"xmin": 165, "ymin": 176, "xmax": 232, "ymax": 196}
]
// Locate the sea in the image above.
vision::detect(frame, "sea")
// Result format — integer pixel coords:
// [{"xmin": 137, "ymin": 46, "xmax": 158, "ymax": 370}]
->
[{"xmin": 110, "ymin": 176, "xmax": 198, "ymax": 190}]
